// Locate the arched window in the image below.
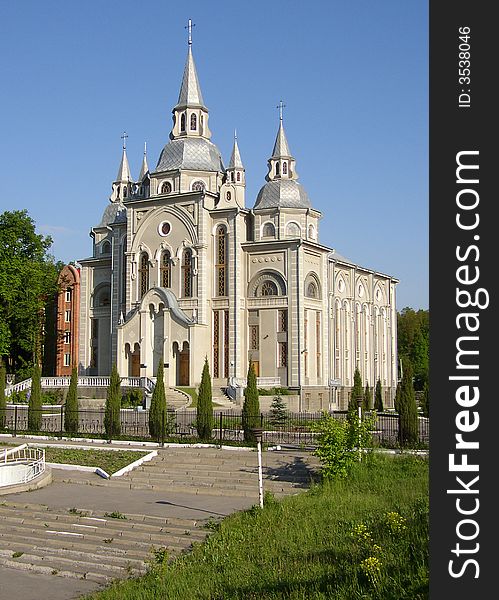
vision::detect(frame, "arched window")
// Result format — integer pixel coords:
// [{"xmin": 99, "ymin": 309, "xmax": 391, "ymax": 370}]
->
[
  {"xmin": 190, "ymin": 113, "xmax": 197, "ymax": 130},
  {"xmin": 308, "ymin": 224, "xmax": 316, "ymax": 240},
  {"xmin": 260, "ymin": 280, "xmax": 278, "ymax": 296},
  {"xmin": 236, "ymin": 172, "xmax": 241, "ymax": 182},
  {"xmin": 161, "ymin": 250, "xmax": 171, "ymax": 288},
  {"xmin": 161, "ymin": 181, "xmax": 172, "ymax": 194},
  {"xmin": 180, "ymin": 113, "xmax": 186, "ymax": 132},
  {"xmin": 306, "ymin": 282, "xmax": 318, "ymax": 298},
  {"xmin": 192, "ymin": 180, "xmax": 205, "ymax": 192},
  {"xmin": 216, "ymin": 226, "xmax": 227, "ymax": 296},
  {"xmin": 123, "ymin": 186, "xmax": 127, "ymax": 198},
  {"xmin": 282, "ymin": 161, "xmax": 288, "ymax": 175},
  {"xmin": 275, "ymin": 162, "xmax": 280, "ymax": 176},
  {"xmin": 182, "ymin": 249, "xmax": 193, "ymax": 297},
  {"xmin": 101, "ymin": 240, "xmax": 111, "ymax": 255},
  {"xmin": 286, "ymin": 222, "xmax": 301, "ymax": 237},
  {"xmin": 262, "ymin": 223, "xmax": 275, "ymax": 237},
  {"xmin": 230, "ymin": 172, "xmax": 234, "ymax": 182},
  {"xmin": 139, "ymin": 253, "xmax": 149, "ymax": 299}
]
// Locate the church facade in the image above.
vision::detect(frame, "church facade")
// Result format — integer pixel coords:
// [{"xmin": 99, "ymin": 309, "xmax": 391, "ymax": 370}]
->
[{"xmin": 70, "ymin": 35, "xmax": 398, "ymax": 410}]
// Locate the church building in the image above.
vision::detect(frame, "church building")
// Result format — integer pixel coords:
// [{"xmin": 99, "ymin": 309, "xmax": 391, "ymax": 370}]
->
[{"xmin": 61, "ymin": 26, "xmax": 398, "ymax": 410}]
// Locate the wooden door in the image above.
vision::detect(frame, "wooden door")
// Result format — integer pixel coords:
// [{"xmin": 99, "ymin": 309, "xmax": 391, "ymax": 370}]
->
[
  {"xmin": 179, "ymin": 351, "xmax": 189, "ymax": 385},
  {"xmin": 131, "ymin": 352, "xmax": 140, "ymax": 377}
]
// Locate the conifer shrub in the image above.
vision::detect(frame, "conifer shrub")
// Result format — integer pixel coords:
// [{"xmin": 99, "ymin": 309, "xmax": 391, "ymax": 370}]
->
[
  {"xmin": 348, "ymin": 367, "xmax": 363, "ymax": 423},
  {"xmin": 28, "ymin": 363, "xmax": 42, "ymax": 431},
  {"xmin": 64, "ymin": 366, "xmax": 79, "ymax": 434},
  {"xmin": 242, "ymin": 363, "xmax": 260, "ymax": 442},
  {"xmin": 105, "ymin": 364, "xmax": 122, "ymax": 439},
  {"xmin": 398, "ymin": 360, "xmax": 419, "ymax": 446},
  {"xmin": 374, "ymin": 378, "xmax": 384, "ymax": 412},
  {"xmin": 269, "ymin": 395, "xmax": 288, "ymax": 429},
  {"xmin": 197, "ymin": 358, "xmax": 213, "ymax": 441},
  {"xmin": 149, "ymin": 362, "xmax": 167, "ymax": 441}
]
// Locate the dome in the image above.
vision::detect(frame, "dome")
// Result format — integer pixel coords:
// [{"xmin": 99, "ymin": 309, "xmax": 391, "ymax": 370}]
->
[
  {"xmin": 254, "ymin": 179, "xmax": 311, "ymax": 210},
  {"xmin": 99, "ymin": 202, "xmax": 126, "ymax": 227},
  {"xmin": 156, "ymin": 137, "xmax": 225, "ymax": 173}
]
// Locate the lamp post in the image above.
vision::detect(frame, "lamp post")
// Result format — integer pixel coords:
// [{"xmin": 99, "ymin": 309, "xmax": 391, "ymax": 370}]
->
[
  {"xmin": 252, "ymin": 427, "xmax": 264, "ymax": 508},
  {"xmin": 357, "ymin": 397, "xmax": 363, "ymax": 461}
]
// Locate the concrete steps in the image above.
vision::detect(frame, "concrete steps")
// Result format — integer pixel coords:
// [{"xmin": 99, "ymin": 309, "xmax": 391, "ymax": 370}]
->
[{"xmin": 0, "ymin": 500, "xmax": 209, "ymax": 583}]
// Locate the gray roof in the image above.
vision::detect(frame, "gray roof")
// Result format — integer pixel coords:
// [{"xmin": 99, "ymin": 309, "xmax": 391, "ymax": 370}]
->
[
  {"xmin": 227, "ymin": 137, "xmax": 244, "ymax": 169},
  {"xmin": 271, "ymin": 122, "xmax": 292, "ymax": 158},
  {"xmin": 99, "ymin": 202, "xmax": 127, "ymax": 227},
  {"xmin": 175, "ymin": 47, "xmax": 206, "ymax": 109},
  {"xmin": 156, "ymin": 137, "xmax": 224, "ymax": 173},
  {"xmin": 254, "ymin": 179, "xmax": 311, "ymax": 210}
]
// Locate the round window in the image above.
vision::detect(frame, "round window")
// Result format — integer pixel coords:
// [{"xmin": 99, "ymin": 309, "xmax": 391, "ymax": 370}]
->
[{"xmin": 158, "ymin": 221, "xmax": 171, "ymax": 236}]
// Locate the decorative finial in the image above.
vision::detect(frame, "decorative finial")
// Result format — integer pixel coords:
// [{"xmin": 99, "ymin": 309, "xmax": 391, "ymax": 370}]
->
[
  {"xmin": 144, "ymin": 141, "xmax": 147, "ymax": 156},
  {"xmin": 186, "ymin": 18, "xmax": 195, "ymax": 46},
  {"xmin": 121, "ymin": 131, "xmax": 128, "ymax": 150},
  {"xmin": 234, "ymin": 129, "xmax": 237, "ymax": 141},
  {"xmin": 276, "ymin": 100, "xmax": 286, "ymax": 122}
]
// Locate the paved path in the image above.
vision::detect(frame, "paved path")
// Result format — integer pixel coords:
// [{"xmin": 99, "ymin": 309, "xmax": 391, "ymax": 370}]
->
[{"xmin": 0, "ymin": 444, "xmax": 320, "ymax": 600}]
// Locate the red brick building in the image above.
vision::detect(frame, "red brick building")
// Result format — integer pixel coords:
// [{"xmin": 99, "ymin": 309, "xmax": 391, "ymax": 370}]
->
[{"xmin": 55, "ymin": 264, "xmax": 80, "ymax": 376}]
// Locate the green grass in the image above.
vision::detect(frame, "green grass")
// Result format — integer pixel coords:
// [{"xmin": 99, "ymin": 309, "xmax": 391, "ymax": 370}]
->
[
  {"xmin": 84, "ymin": 454, "xmax": 428, "ymax": 600},
  {"xmin": 44, "ymin": 448, "xmax": 148, "ymax": 474}
]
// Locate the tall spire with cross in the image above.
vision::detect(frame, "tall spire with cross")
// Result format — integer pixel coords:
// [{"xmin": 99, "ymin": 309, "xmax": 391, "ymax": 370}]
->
[
  {"xmin": 272, "ymin": 100, "xmax": 292, "ymax": 159},
  {"xmin": 175, "ymin": 18, "xmax": 205, "ymax": 110},
  {"xmin": 115, "ymin": 131, "xmax": 132, "ymax": 183},
  {"xmin": 138, "ymin": 141, "xmax": 149, "ymax": 181}
]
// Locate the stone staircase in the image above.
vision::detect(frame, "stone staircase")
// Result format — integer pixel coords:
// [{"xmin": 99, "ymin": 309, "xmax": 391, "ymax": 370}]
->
[
  {"xmin": 166, "ymin": 388, "xmax": 190, "ymax": 410},
  {"xmin": 53, "ymin": 447, "xmax": 321, "ymax": 499},
  {"xmin": 0, "ymin": 500, "xmax": 208, "ymax": 584}
]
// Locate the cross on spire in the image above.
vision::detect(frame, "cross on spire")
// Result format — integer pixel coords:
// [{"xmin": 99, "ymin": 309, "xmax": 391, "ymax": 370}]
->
[
  {"xmin": 276, "ymin": 100, "xmax": 286, "ymax": 122},
  {"xmin": 121, "ymin": 131, "xmax": 128, "ymax": 150},
  {"xmin": 185, "ymin": 18, "xmax": 195, "ymax": 46}
]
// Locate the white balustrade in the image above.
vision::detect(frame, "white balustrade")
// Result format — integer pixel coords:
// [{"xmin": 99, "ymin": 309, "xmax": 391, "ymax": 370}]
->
[{"xmin": 0, "ymin": 444, "xmax": 46, "ymax": 487}]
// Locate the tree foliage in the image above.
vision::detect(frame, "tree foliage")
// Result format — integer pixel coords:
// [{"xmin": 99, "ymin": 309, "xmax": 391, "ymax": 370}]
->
[
  {"xmin": 105, "ymin": 364, "xmax": 121, "ymax": 439},
  {"xmin": 363, "ymin": 383, "xmax": 372, "ymax": 411},
  {"xmin": 28, "ymin": 363, "xmax": 42, "ymax": 430},
  {"xmin": 0, "ymin": 360, "xmax": 6, "ymax": 427},
  {"xmin": 197, "ymin": 358, "xmax": 213, "ymax": 441},
  {"xmin": 149, "ymin": 362, "xmax": 167, "ymax": 441},
  {"xmin": 398, "ymin": 360, "xmax": 419, "ymax": 446},
  {"xmin": 64, "ymin": 367, "xmax": 79, "ymax": 434},
  {"xmin": 348, "ymin": 367, "xmax": 363, "ymax": 422},
  {"xmin": 269, "ymin": 395, "xmax": 288, "ymax": 429},
  {"xmin": 0, "ymin": 210, "xmax": 62, "ymax": 376},
  {"xmin": 374, "ymin": 379, "xmax": 384, "ymax": 412},
  {"xmin": 397, "ymin": 307, "xmax": 429, "ymax": 390},
  {"xmin": 242, "ymin": 363, "xmax": 260, "ymax": 442}
]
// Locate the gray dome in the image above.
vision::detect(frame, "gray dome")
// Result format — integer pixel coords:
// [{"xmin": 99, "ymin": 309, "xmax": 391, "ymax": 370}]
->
[
  {"xmin": 156, "ymin": 137, "xmax": 225, "ymax": 173},
  {"xmin": 99, "ymin": 202, "xmax": 126, "ymax": 227},
  {"xmin": 254, "ymin": 179, "xmax": 311, "ymax": 210}
]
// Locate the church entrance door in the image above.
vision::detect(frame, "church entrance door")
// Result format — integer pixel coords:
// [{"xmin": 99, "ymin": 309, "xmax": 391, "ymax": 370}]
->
[
  {"xmin": 131, "ymin": 344, "xmax": 140, "ymax": 377},
  {"xmin": 179, "ymin": 342, "xmax": 190, "ymax": 385}
]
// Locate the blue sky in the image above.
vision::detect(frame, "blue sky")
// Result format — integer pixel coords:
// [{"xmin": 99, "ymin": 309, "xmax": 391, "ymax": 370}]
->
[{"xmin": 0, "ymin": 0, "xmax": 428, "ymax": 310}]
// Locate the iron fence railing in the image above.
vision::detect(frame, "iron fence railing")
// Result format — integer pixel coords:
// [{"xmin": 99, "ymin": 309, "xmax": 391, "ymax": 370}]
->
[{"xmin": 0, "ymin": 406, "xmax": 429, "ymax": 448}]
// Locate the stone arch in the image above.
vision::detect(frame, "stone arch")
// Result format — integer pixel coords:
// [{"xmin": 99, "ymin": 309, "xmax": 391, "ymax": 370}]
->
[
  {"xmin": 248, "ymin": 270, "xmax": 287, "ymax": 297},
  {"xmin": 304, "ymin": 272, "xmax": 321, "ymax": 299}
]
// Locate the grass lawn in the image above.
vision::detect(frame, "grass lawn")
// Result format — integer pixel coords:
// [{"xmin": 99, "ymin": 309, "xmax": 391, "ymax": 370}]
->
[
  {"xmin": 85, "ymin": 453, "xmax": 428, "ymax": 599},
  {"xmin": 44, "ymin": 448, "xmax": 149, "ymax": 475}
]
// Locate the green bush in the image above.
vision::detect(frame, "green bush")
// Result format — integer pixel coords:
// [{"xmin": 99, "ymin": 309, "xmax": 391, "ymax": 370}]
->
[
  {"xmin": 41, "ymin": 388, "xmax": 64, "ymax": 405},
  {"xmin": 0, "ymin": 362, "xmax": 6, "ymax": 427},
  {"xmin": 121, "ymin": 388, "xmax": 143, "ymax": 408},
  {"xmin": 257, "ymin": 387, "xmax": 291, "ymax": 396},
  {"xmin": 312, "ymin": 412, "xmax": 376, "ymax": 479},
  {"xmin": 64, "ymin": 367, "xmax": 79, "ymax": 434}
]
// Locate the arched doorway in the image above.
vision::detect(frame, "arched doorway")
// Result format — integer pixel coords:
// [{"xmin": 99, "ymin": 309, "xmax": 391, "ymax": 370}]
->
[
  {"xmin": 179, "ymin": 341, "xmax": 190, "ymax": 385},
  {"xmin": 131, "ymin": 343, "xmax": 140, "ymax": 377}
]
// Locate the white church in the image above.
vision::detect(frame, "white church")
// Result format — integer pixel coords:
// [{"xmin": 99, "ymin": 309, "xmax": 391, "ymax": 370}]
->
[{"xmin": 72, "ymin": 26, "xmax": 398, "ymax": 411}]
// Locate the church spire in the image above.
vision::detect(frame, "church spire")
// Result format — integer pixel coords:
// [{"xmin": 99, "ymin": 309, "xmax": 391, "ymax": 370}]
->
[
  {"xmin": 170, "ymin": 20, "xmax": 211, "ymax": 140},
  {"xmin": 226, "ymin": 130, "xmax": 245, "ymax": 187},
  {"xmin": 138, "ymin": 142, "xmax": 149, "ymax": 181},
  {"xmin": 266, "ymin": 102, "xmax": 298, "ymax": 182},
  {"xmin": 115, "ymin": 132, "xmax": 132, "ymax": 183}
]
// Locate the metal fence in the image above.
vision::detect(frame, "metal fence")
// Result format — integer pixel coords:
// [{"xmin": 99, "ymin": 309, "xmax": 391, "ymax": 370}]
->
[{"xmin": 0, "ymin": 406, "xmax": 429, "ymax": 448}]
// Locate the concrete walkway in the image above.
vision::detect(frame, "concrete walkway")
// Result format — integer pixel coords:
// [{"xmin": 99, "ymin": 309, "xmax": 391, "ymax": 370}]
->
[{"xmin": 0, "ymin": 443, "xmax": 320, "ymax": 600}]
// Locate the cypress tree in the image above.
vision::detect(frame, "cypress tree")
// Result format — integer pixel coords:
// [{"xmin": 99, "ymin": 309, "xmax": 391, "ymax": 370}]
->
[
  {"xmin": 64, "ymin": 366, "xmax": 79, "ymax": 434},
  {"xmin": 363, "ymin": 383, "xmax": 372, "ymax": 411},
  {"xmin": 242, "ymin": 363, "xmax": 260, "ymax": 442},
  {"xmin": 28, "ymin": 363, "xmax": 42, "ymax": 431},
  {"xmin": 197, "ymin": 357, "xmax": 213, "ymax": 441},
  {"xmin": 0, "ymin": 360, "xmax": 6, "ymax": 428},
  {"xmin": 420, "ymin": 381, "xmax": 429, "ymax": 418},
  {"xmin": 149, "ymin": 362, "xmax": 167, "ymax": 441},
  {"xmin": 104, "ymin": 364, "xmax": 121, "ymax": 439},
  {"xmin": 398, "ymin": 360, "xmax": 419, "ymax": 446},
  {"xmin": 394, "ymin": 381, "xmax": 402, "ymax": 413},
  {"xmin": 374, "ymin": 378, "xmax": 384, "ymax": 412},
  {"xmin": 348, "ymin": 367, "xmax": 363, "ymax": 422}
]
